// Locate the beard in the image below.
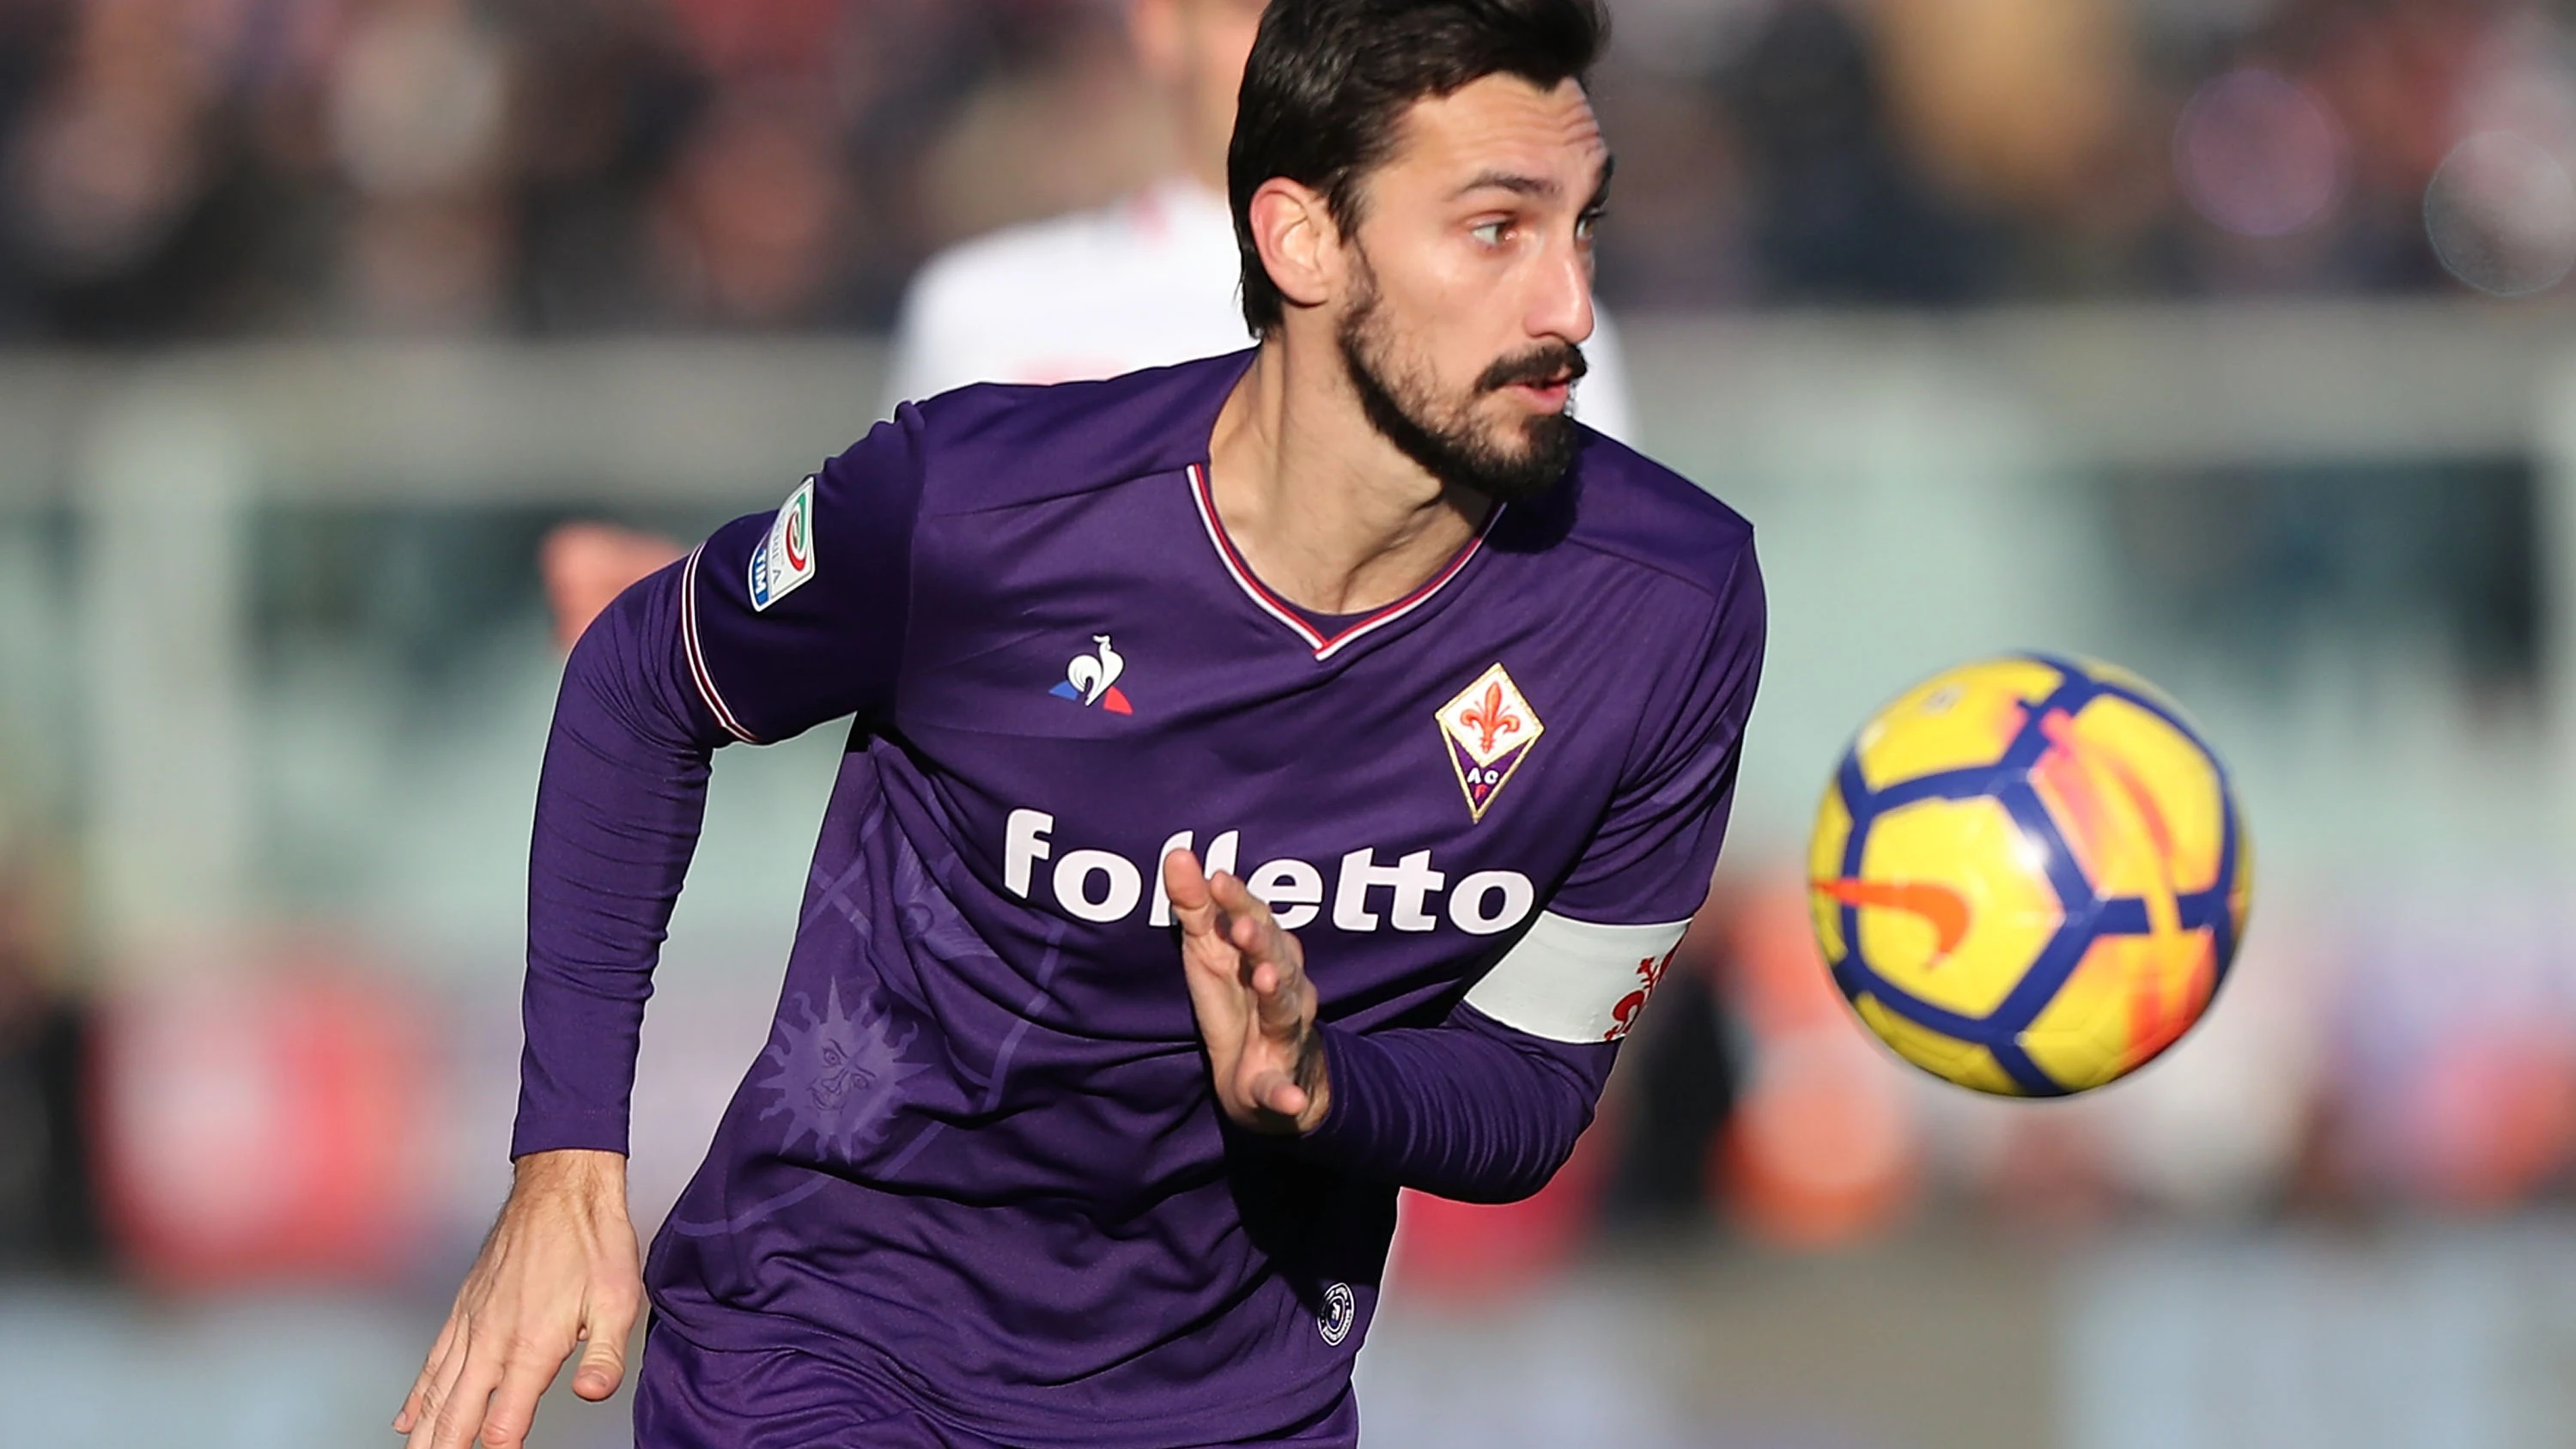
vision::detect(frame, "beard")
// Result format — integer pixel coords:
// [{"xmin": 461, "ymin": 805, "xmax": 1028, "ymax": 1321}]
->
[{"xmin": 1336, "ymin": 262, "xmax": 1587, "ymax": 506}]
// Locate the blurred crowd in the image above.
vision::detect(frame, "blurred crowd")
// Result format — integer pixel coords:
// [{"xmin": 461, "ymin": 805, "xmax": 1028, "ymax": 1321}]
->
[
  {"xmin": 0, "ymin": 0, "xmax": 1173, "ymax": 337},
  {"xmin": 1617, "ymin": 0, "xmax": 2576, "ymax": 304},
  {"xmin": 5, "ymin": 0, "xmax": 2576, "ymax": 1291},
  {"xmin": 3, "ymin": 0, "xmax": 2575, "ymax": 344}
]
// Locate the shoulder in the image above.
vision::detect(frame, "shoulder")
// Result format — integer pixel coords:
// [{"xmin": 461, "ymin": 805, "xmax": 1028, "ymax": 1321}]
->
[
  {"xmin": 1529, "ymin": 428, "xmax": 1759, "ymax": 617},
  {"xmin": 892, "ymin": 351, "xmax": 1255, "ymax": 515}
]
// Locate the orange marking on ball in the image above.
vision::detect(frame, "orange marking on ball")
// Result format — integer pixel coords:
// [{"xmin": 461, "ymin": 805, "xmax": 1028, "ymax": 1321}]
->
[{"xmin": 1812, "ymin": 878, "xmax": 1973, "ymax": 963}]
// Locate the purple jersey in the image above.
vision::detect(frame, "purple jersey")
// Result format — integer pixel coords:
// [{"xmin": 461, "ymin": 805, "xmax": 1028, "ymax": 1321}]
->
[{"xmin": 513, "ymin": 351, "xmax": 1764, "ymax": 1447}]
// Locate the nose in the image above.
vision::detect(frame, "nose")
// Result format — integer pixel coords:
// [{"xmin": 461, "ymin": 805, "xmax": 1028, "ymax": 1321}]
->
[{"xmin": 1528, "ymin": 231, "xmax": 1596, "ymax": 348}]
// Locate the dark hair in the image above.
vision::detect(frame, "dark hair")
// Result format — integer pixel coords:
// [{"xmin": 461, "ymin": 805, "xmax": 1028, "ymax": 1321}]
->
[{"xmin": 1227, "ymin": 0, "xmax": 1610, "ymax": 334}]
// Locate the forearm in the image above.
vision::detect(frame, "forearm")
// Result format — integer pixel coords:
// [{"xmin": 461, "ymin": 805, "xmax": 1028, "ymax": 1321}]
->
[
  {"xmin": 513, "ymin": 561, "xmax": 727, "ymax": 1159},
  {"xmin": 1291, "ymin": 1008, "xmax": 1612, "ymax": 1204}
]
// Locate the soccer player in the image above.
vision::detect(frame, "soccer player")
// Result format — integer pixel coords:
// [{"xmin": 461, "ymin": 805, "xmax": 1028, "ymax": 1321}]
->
[{"xmin": 394, "ymin": 1, "xmax": 1763, "ymax": 1446}]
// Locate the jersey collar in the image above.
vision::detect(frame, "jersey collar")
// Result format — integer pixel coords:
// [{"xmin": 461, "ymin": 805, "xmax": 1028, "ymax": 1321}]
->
[{"xmin": 1185, "ymin": 461, "xmax": 1502, "ymax": 662}]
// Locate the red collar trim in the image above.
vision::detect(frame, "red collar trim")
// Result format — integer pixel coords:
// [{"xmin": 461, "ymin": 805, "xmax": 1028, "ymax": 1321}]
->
[{"xmin": 1185, "ymin": 463, "xmax": 1498, "ymax": 662}]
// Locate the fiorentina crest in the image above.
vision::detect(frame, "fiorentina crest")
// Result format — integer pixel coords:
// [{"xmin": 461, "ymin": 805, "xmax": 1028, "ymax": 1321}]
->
[{"xmin": 1437, "ymin": 663, "xmax": 1544, "ymax": 822}]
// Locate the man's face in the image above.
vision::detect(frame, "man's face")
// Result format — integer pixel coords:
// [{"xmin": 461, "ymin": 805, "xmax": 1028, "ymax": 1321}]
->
[{"xmin": 1334, "ymin": 74, "xmax": 1609, "ymax": 504}]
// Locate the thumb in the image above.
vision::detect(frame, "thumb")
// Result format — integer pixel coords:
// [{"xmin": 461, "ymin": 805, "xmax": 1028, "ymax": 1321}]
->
[
  {"xmin": 571, "ymin": 1295, "xmax": 639, "ymax": 1402},
  {"xmin": 1163, "ymin": 851, "xmax": 1218, "ymax": 937}
]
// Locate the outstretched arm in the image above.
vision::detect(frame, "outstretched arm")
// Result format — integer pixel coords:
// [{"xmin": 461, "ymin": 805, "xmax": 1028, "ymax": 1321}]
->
[
  {"xmin": 398, "ymin": 562, "xmax": 721, "ymax": 1449},
  {"xmin": 398, "ymin": 413, "xmax": 929, "ymax": 1449}
]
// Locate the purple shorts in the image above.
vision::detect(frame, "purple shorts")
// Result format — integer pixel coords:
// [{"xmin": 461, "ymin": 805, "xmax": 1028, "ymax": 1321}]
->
[{"xmin": 633, "ymin": 1319, "xmax": 1361, "ymax": 1449}]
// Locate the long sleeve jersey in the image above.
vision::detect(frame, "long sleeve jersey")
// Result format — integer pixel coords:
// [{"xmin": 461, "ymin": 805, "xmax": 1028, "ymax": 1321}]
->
[{"xmin": 513, "ymin": 351, "xmax": 1765, "ymax": 1448}]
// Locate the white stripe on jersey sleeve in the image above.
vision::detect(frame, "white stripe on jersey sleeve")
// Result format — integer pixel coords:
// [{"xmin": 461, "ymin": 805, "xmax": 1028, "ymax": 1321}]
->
[
  {"xmin": 1462, "ymin": 911, "xmax": 1692, "ymax": 1045},
  {"xmin": 680, "ymin": 543, "xmax": 759, "ymax": 744}
]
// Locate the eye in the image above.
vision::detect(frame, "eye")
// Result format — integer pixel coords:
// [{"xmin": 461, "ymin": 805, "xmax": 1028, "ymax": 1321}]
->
[
  {"xmin": 1471, "ymin": 220, "xmax": 1510, "ymax": 246},
  {"xmin": 1576, "ymin": 209, "xmax": 1606, "ymax": 241}
]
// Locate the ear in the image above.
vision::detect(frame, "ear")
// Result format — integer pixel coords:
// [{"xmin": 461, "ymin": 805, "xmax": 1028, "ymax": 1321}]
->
[{"xmin": 1247, "ymin": 177, "xmax": 1341, "ymax": 313}]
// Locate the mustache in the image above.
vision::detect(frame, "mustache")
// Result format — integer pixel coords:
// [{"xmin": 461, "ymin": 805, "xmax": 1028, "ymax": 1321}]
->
[{"xmin": 1477, "ymin": 343, "xmax": 1589, "ymax": 394}]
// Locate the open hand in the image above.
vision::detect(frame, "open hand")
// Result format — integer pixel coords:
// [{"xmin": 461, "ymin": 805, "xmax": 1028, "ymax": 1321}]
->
[
  {"xmin": 393, "ymin": 1149, "xmax": 643, "ymax": 1449},
  {"xmin": 1165, "ymin": 849, "xmax": 1331, "ymax": 1134}
]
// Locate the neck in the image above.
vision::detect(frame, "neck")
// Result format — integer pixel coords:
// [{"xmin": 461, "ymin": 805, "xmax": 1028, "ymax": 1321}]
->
[{"xmin": 1206, "ymin": 337, "xmax": 1491, "ymax": 616}]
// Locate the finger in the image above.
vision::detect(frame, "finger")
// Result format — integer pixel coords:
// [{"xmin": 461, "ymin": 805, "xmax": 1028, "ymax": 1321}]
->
[
  {"xmin": 475, "ymin": 1347, "xmax": 568, "ymax": 1449},
  {"xmin": 404, "ymin": 1320, "xmax": 474, "ymax": 1449},
  {"xmin": 1229, "ymin": 909, "xmax": 1265, "ymax": 965},
  {"xmin": 1206, "ymin": 868, "xmax": 1271, "ymax": 929},
  {"xmin": 394, "ymin": 1315, "xmax": 462, "ymax": 1432},
  {"xmin": 1227, "ymin": 907, "xmax": 1304, "ymax": 1004},
  {"xmin": 1250, "ymin": 952, "xmax": 1309, "ymax": 1040},
  {"xmin": 1246, "ymin": 1065, "xmax": 1311, "ymax": 1120},
  {"xmin": 572, "ymin": 1282, "xmax": 641, "ymax": 1401},
  {"xmin": 424, "ymin": 1339, "xmax": 509, "ymax": 1449},
  {"xmin": 1215, "ymin": 885, "xmax": 1293, "ymax": 978}
]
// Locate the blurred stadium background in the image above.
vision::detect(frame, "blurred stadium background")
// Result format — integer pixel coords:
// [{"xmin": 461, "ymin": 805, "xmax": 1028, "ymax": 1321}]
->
[{"xmin": 6, "ymin": 0, "xmax": 2576, "ymax": 1445}]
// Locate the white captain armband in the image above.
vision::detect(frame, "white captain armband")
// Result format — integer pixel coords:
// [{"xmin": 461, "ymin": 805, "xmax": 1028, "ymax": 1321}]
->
[{"xmin": 1462, "ymin": 912, "xmax": 1692, "ymax": 1044}]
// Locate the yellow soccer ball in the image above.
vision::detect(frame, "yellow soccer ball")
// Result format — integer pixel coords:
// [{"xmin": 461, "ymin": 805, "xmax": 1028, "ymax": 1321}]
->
[{"xmin": 1807, "ymin": 655, "xmax": 2252, "ymax": 1096}]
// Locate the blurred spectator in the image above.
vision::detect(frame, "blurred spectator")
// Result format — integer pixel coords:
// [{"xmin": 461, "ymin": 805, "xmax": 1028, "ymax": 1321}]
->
[
  {"xmin": 331, "ymin": 0, "xmax": 513, "ymax": 330},
  {"xmin": 651, "ymin": 87, "xmax": 861, "ymax": 326},
  {"xmin": 509, "ymin": 0, "xmax": 701, "ymax": 330},
  {"xmin": 3, "ymin": 0, "xmax": 229, "ymax": 335},
  {"xmin": 540, "ymin": 521, "xmax": 686, "ymax": 652},
  {"xmin": 1871, "ymin": 0, "xmax": 2137, "ymax": 218},
  {"xmin": 88, "ymin": 955, "xmax": 434, "ymax": 1288},
  {"xmin": 1721, "ymin": 0, "xmax": 1996, "ymax": 303},
  {"xmin": 882, "ymin": 0, "xmax": 1230, "ymax": 400},
  {"xmin": 0, "ymin": 845, "xmax": 97, "ymax": 1272}
]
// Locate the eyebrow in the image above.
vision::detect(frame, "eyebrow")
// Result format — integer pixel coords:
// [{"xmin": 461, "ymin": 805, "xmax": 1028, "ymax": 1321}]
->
[
  {"xmin": 1455, "ymin": 169, "xmax": 1554, "ymax": 198},
  {"xmin": 1454, "ymin": 155, "xmax": 1617, "ymax": 209}
]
